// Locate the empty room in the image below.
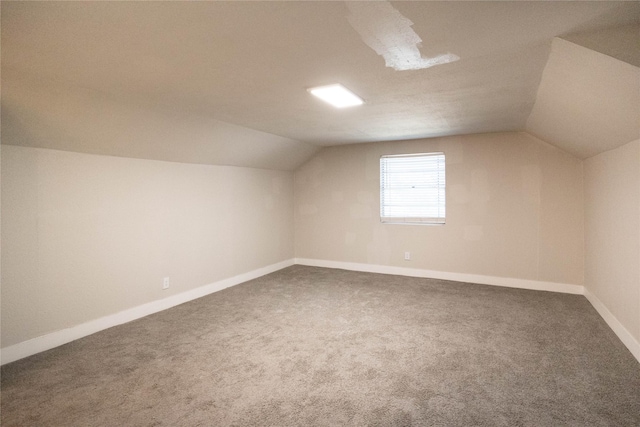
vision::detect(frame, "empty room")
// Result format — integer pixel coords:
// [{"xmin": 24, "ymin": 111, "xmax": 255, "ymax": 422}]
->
[{"xmin": 1, "ymin": 1, "xmax": 639, "ymax": 426}]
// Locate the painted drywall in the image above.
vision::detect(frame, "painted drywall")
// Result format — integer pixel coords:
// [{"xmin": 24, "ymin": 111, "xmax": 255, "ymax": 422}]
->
[
  {"xmin": 4, "ymin": 1, "xmax": 638, "ymax": 147},
  {"xmin": 562, "ymin": 24, "xmax": 640, "ymax": 68},
  {"xmin": 526, "ymin": 38, "xmax": 640, "ymax": 159},
  {"xmin": 1, "ymin": 145, "xmax": 294, "ymax": 348},
  {"xmin": 584, "ymin": 139, "xmax": 640, "ymax": 345},
  {"xmin": 2, "ymin": 76, "xmax": 319, "ymax": 171},
  {"xmin": 294, "ymin": 132, "xmax": 584, "ymax": 286}
]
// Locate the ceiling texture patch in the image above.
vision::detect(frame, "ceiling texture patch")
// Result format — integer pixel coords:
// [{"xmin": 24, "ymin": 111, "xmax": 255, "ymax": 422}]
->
[{"xmin": 346, "ymin": 1, "xmax": 459, "ymax": 71}]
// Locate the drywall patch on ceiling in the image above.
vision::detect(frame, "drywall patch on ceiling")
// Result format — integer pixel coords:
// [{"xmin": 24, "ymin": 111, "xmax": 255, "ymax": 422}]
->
[{"xmin": 346, "ymin": 1, "xmax": 459, "ymax": 71}]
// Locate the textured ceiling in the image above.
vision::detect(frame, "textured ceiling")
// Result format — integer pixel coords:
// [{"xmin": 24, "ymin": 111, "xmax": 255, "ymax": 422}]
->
[{"xmin": 2, "ymin": 1, "xmax": 639, "ymax": 169}]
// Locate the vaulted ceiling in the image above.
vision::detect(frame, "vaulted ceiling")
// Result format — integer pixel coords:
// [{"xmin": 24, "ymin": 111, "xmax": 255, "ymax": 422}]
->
[{"xmin": 2, "ymin": 1, "xmax": 639, "ymax": 170}]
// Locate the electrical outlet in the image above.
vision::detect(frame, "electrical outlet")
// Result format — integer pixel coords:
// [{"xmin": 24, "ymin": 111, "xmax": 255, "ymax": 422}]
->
[
  {"xmin": 163, "ymin": 277, "xmax": 170, "ymax": 290},
  {"xmin": 404, "ymin": 251, "xmax": 411, "ymax": 261}
]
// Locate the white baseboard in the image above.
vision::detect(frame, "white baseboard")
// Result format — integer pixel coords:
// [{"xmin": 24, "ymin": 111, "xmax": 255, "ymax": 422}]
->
[
  {"xmin": 583, "ymin": 288, "xmax": 640, "ymax": 363},
  {"xmin": 295, "ymin": 258, "xmax": 640, "ymax": 364},
  {"xmin": 0, "ymin": 259, "xmax": 295, "ymax": 365},
  {"xmin": 295, "ymin": 258, "xmax": 584, "ymax": 294},
  {"xmin": 6, "ymin": 258, "xmax": 637, "ymax": 366}
]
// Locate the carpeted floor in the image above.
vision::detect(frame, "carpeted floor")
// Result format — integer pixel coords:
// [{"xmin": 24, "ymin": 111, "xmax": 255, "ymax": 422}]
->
[{"xmin": 2, "ymin": 265, "xmax": 639, "ymax": 426}]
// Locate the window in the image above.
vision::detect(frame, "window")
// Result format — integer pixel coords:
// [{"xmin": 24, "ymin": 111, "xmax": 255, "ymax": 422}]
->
[{"xmin": 380, "ymin": 152, "xmax": 445, "ymax": 224}]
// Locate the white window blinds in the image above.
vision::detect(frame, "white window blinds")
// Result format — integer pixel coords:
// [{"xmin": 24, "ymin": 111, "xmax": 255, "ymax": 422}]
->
[{"xmin": 380, "ymin": 152, "xmax": 446, "ymax": 224}]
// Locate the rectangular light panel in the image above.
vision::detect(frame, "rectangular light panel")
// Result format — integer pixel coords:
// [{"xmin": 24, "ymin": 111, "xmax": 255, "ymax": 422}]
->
[{"xmin": 308, "ymin": 84, "xmax": 364, "ymax": 108}]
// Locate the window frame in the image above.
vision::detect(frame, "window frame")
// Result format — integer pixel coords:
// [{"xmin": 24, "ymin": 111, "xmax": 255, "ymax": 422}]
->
[{"xmin": 379, "ymin": 152, "xmax": 446, "ymax": 225}]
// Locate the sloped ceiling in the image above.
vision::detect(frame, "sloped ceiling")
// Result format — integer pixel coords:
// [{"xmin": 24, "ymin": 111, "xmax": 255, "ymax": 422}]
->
[
  {"xmin": 2, "ymin": 75, "xmax": 319, "ymax": 171},
  {"xmin": 562, "ymin": 24, "xmax": 640, "ymax": 67},
  {"xmin": 1, "ymin": 1, "xmax": 639, "ymax": 169},
  {"xmin": 527, "ymin": 37, "xmax": 640, "ymax": 159}
]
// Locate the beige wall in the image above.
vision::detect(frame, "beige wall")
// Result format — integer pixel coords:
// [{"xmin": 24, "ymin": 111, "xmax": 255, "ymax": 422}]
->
[
  {"xmin": 584, "ymin": 139, "xmax": 640, "ymax": 344},
  {"xmin": 3, "ymin": 133, "xmax": 637, "ymax": 357},
  {"xmin": 295, "ymin": 132, "xmax": 584, "ymax": 285},
  {"xmin": 1, "ymin": 145, "xmax": 294, "ymax": 347}
]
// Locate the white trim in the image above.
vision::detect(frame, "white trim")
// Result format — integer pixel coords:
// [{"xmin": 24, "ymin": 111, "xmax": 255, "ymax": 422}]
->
[
  {"xmin": 7, "ymin": 258, "xmax": 637, "ymax": 366},
  {"xmin": 295, "ymin": 258, "xmax": 640, "ymax": 363},
  {"xmin": 294, "ymin": 258, "xmax": 584, "ymax": 294},
  {"xmin": 583, "ymin": 288, "xmax": 640, "ymax": 363},
  {"xmin": 0, "ymin": 259, "xmax": 294, "ymax": 365}
]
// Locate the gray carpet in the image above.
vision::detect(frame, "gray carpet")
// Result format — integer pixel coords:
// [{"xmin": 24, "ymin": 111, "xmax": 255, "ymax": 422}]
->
[{"xmin": 2, "ymin": 265, "xmax": 639, "ymax": 426}]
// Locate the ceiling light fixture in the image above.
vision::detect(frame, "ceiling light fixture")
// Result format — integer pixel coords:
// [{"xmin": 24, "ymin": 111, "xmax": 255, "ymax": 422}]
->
[{"xmin": 308, "ymin": 84, "xmax": 364, "ymax": 108}]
